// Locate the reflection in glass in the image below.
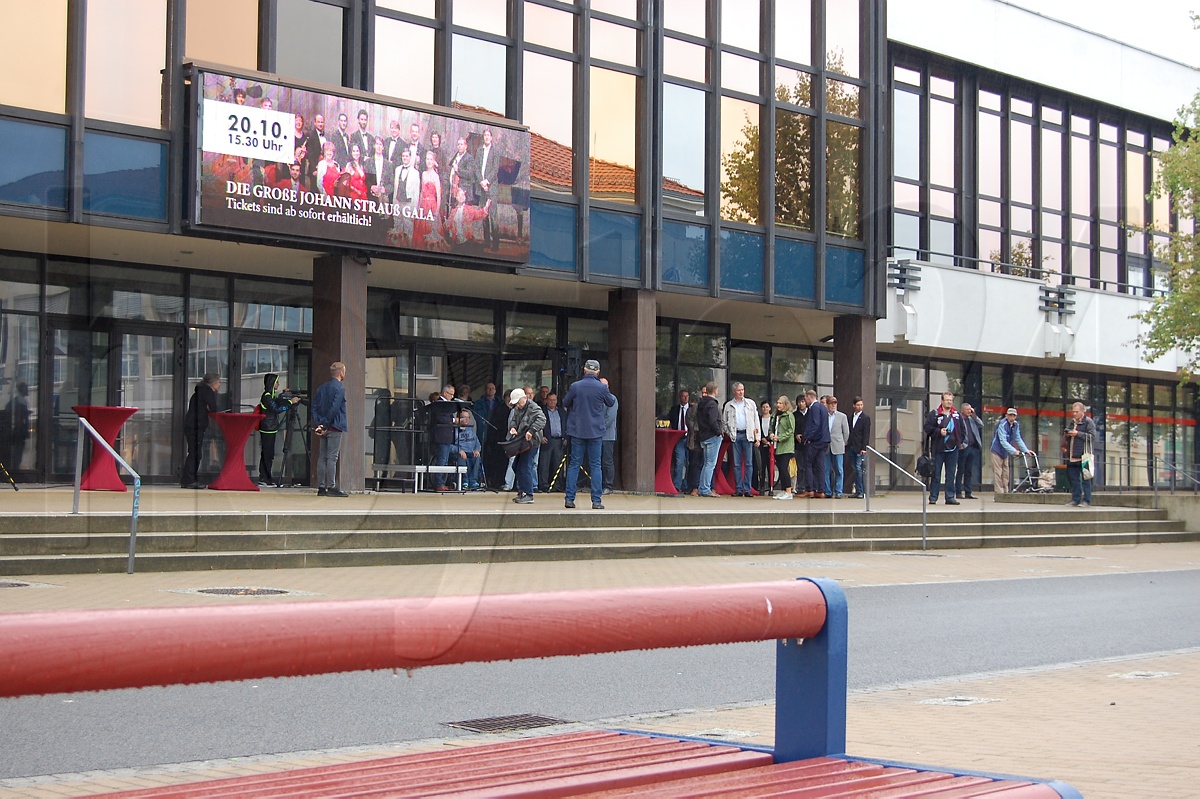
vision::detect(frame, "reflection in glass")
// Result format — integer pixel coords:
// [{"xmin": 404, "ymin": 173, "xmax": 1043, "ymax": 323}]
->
[
  {"xmin": 719, "ymin": 96, "xmax": 759, "ymax": 224},
  {"xmin": 930, "ymin": 188, "xmax": 954, "ymax": 217},
  {"xmin": 826, "ymin": 246, "xmax": 864, "ymax": 305},
  {"xmin": 1071, "ymin": 217, "xmax": 1091, "ymax": 244},
  {"xmin": 1098, "ymin": 143, "xmax": 1117, "ymax": 222},
  {"xmin": 1041, "ymin": 240, "xmax": 1063, "ymax": 286},
  {"xmin": 1009, "ymin": 119, "xmax": 1032, "ymax": 204},
  {"xmin": 86, "ymin": 0, "xmax": 167, "ymax": 127},
  {"xmin": 775, "ymin": 238, "xmax": 815, "ymax": 300},
  {"xmin": 233, "ymin": 279, "xmax": 313, "ymax": 333},
  {"xmin": 82, "ymin": 133, "xmax": 167, "ymax": 220},
  {"xmin": 0, "ymin": 2, "xmax": 67, "ymax": 113},
  {"xmin": 591, "ymin": 18, "xmax": 637, "ymax": 66},
  {"xmin": 1011, "ymin": 205, "xmax": 1032, "ymax": 236},
  {"xmin": 1126, "ymin": 150, "xmax": 1145, "ymax": 227},
  {"xmin": 894, "ymin": 181, "xmax": 919, "ymax": 212},
  {"xmin": 375, "ymin": 17, "xmax": 434, "ymax": 104},
  {"xmin": 826, "ymin": 121, "xmax": 861, "ymax": 239},
  {"xmin": 452, "ymin": 35, "xmax": 507, "ymax": 115},
  {"xmin": 589, "ymin": 209, "xmax": 640, "ymax": 278},
  {"xmin": 664, "ymin": 37, "xmax": 706, "ymax": 81},
  {"xmin": 719, "ymin": 230, "xmax": 763, "ymax": 294},
  {"xmin": 529, "ymin": 201, "xmax": 576, "ymax": 270},
  {"xmin": 892, "ymin": 90, "xmax": 919, "ymax": 181},
  {"xmin": 1041, "ymin": 212, "xmax": 1062, "ymax": 240},
  {"xmin": 1043, "ymin": 106, "xmax": 1063, "ymax": 126},
  {"xmin": 775, "ymin": 0, "xmax": 811, "ymax": 64},
  {"xmin": 0, "ymin": 119, "xmax": 67, "ymax": 209},
  {"xmin": 929, "ymin": 98, "xmax": 954, "ymax": 186},
  {"xmin": 978, "ymin": 112, "xmax": 1001, "ymax": 197},
  {"xmin": 276, "ymin": 0, "xmax": 343, "ymax": 88},
  {"xmin": 979, "ymin": 199, "xmax": 1001, "ymax": 227},
  {"xmin": 453, "ymin": 0, "xmax": 506, "ymax": 34},
  {"xmin": 662, "ymin": 83, "xmax": 706, "ymax": 214},
  {"xmin": 929, "ymin": 219, "xmax": 954, "ymax": 265},
  {"xmin": 775, "ymin": 109, "xmax": 812, "ymax": 231},
  {"xmin": 663, "ymin": 0, "xmax": 705, "ymax": 37},
  {"xmin": 589, "ymin": 67, "xmax": 636, "ymax": 203},
  {"xmin": 825, "ymin": 0, "xmax": 859, "ymax": 77},
  {"xmin": 1041, "ymin": 128, "xmax": 1062, "ymax": 210},
  {"xmin": 525, "ymin": 2, "xmax": 574, "ymax": 51},
  {"xmin": 893, "ymin": 212, "xmax": 919, "ymax": 259},
  {"xmin": 721, "ymin": 51, "xmax": 759, "ymax": 95},
  {"xmin": 1071, "ymin": 135, "xmax": 1091, "ymax": 215},
  {"xmin": 524, "ymin": 53, "xmax": 573, "ymax": 194},
  {"xmin": 826, "ymin": 79, "xmax": 860, "ymax": 119},
  {"xmin": 186, "ymin": 0, "xmax": 257, "ymax": 70},
  {"xmin": 662, "ymin": 221, "xmax": 709, "ymax": 287},
  {"xmin": 775, "ymin": 66, "xmax": 811, "ymax": 106},
  {"xmin": 48, "ymin": 261, "xmax": 183, "ymax": 323},
  {"xmin": 720, "ymin": 0, "xmax": 759, "ymax": 50}
]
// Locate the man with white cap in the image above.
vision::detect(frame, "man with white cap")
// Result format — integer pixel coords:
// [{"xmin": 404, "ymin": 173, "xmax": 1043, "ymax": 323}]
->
[
  {"xmin": 560, "ymin": 358, "xmax": 615, "ymax": 510},
  {"xmin": 990, "ymin": 407, "xmax": 1033, "ymax": 495},
  {"xmin": 507, "ymin": 387, "xmax": 545, "ymax": 504}
]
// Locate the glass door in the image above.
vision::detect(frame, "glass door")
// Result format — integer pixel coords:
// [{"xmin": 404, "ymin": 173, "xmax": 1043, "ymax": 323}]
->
[
  {"xmin": 44, "ymin": 326, "xmax": 111, "ymax": 479},
  {"xmin": 874, "ymin": 394, "xmax": 926, "ymax": 491},
  {"xmin": 115, "ymin": 329, "xmax": 183, "ymax": 482}
]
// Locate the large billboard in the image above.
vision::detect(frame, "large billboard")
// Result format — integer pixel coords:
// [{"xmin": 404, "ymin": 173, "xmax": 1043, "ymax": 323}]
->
[{"xmin": 188, "ymin": 68, "xmax": 530, "ymax": 263}]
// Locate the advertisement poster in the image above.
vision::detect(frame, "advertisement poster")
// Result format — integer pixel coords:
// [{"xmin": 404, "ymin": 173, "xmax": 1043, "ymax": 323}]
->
[{"xmin": 192, "ymin": 70, "xmax": 530, "ymax": 263}]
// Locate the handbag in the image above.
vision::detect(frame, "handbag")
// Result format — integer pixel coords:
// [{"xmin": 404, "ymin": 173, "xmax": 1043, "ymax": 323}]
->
[
  {"xmin": 1081, "ymin": 439, "xmax": 1094, "ymax": 481},
  {"xmin": 500, "ymin": 434, "xmax": 531, "ymax": 458},
  {"xmin": 916, "ymin": 453, "xmax": 934, "ymax": 480}
]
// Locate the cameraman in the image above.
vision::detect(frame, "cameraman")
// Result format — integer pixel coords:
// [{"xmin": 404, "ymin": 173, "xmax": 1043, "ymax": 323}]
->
[{"xmin": 257, "ymin": 373, "xmax": 300, "ymax": 487}]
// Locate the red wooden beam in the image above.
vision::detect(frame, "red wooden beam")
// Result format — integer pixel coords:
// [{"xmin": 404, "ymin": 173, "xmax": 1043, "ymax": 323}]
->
[{"xmin": 0, "ymin": 580, "xmax": 826, "ymax": 698}]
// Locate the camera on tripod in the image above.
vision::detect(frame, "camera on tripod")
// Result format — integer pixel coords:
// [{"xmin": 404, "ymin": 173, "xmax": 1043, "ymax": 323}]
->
[{"xmin": 280, "ymin": 389, "xmax": 309, "ymax": 405}]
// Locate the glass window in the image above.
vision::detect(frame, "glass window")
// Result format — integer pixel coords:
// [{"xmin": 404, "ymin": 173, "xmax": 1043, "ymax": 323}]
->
[
  {"xmin": 452, "ymin": 35, "xmax": 507, "ymax": 116},
  {"xmin": 588, "ymin": 209, "xmax": 640, "ymax": 278},
  {"xmin": 1098, "ymin": 143, "xmax": 1118, "ymax": 222},
  {"xmin": 1041, "ymin": 127, "xmax": 1062, "ymax": 211},
  {"xmin": 979, "ymin": 90, "xmax": 1001, "ymax": 112},
  {"xmin": 775, "ymin": 0, "xmax": 811, "ymax": 65},
  {"xmin": 731, "ymin": 345, "xmax": 767, "ymax": 376},
  {"xmin": 719, "ymin": 96, "xmax": 759, "ymax": 224},
  {"xmin": 775, "ymin": 66, "xmax": 811, "ymax": 106},
  {"xmin": 774, "ymin": 237, "xmax": 816, "ymax": 300},
  {"xmin": 589, "ymin": 67, "xmax": 636, "ymax": 203},
  {"xmin": 1043, "ymin": 106, "xmax": 1063, "ymax": 126},
  {"xmin": 0, "ymin": 1, "xmax": 67, "ymax": 113},
  {"xmin": 378, "ymin": 0, "xmax": 434, "ymax": 15},
  {"xmin": 1126, "ymin": 150, "xmax": 1145, "ymax": 228},
  {"xmin": 893, "ymin": 212, "xmax": 919, "ymax": 259},
  {"xmin": 662, "ymin": 221, "xmax": 709, "ymax": 287},
  {"xmin": 375, "ymin": 17, "xmax": 434, "ymax": 104},
  {"xmin": 663, "ymin": 0, "xmax": 705, "ymax": 36},
  {"xmin": 0, "ymin": 254, "xmax": 41, "ymax": 311},
  {"xmin": 454, "ymin": 0, "xmax": 506, "ymax": 35},
  {"xmin": 568, "ymin": 316, "xmax": 608, "ymax": 350},
  {"xmin": 590, "ymin": 0, "xmax": 637, "ymax": 19},
  {"xmin": 892, "ymin": 90, "xmax": 919, "ymax": 181},
  {"xmin": 47, "ymin": 261, "xmax": 183, "ymax": 323},
  {"xmin": 525, "ymin": 53, "xmax": 573, "ymax": 194},
  {"xmin": 529, "ymin": 200, "xmax": 576, "ymax": 270},
  {"xmin": 929, "ymin": 219, "xmax": 954, "ymax": 265},
  {"xmin": 664, "ymin": 37, "xmax": 706, "ymax": 82},
  {"xmin": 929, "ymin": 98, "xmax": 954, "ymax": 187},
  {"xmin": 506, "ymin": 311, "xmax": 557, "ymax": 346},
  {"xmin": 1099, "ymin": 122, "xmax": 1119, "ymax": 143},
  {"xmin": 591, "ymin": 19, "xmax": 637, "ymax": 66},
  {"xmin": 188, "ymin": 327, "xmax": 229, "ymax": 385},
  {"xmin": 895, "ymin": 181, "xmax": 919, "ymax": 212},
  {"xmin": 82, "ymin": 133, "xmax": 167, "ymax": 221},
  {"xmin": 0, "ymin": 118, "xmax": 68, "ymax": 210},
  {"xmin": 1010, "ymin": 119, "xmax": 1032, "ymax": 205},
  {"xmin": 276, "ymin": 0, "xmax": 343, "ymax": 87},
  {"xmin": 678, "ymin": 323, "xmax": 727, "ymax": 366},
  {"xmin": 395, "ymin": 300, "xmax": 493, "ymax": 342},
  {"xmin": 930, "ymin": 188, "xmax": 954, "ymax": 217},
  {"xmin": 825, "ymin": 246, "xmax": 864, "ymax": 305},
  {"xmin": 979, "ymin": 112, "xmax": 1001, "ymax": 197},
  {"xmin": 662, "ymin": 83, "xmax": 706, "ymax": 214},
  {"xmin": 233, "ymin": 279, "xmax": 313, "ymax": 334},
  {"xmin": 186, "ymin": 0, "xmax": 257, "ymax": 70},
  {"xmin": 930, "ymin": 75, "xmax": 955, "ymax": 98},
  {"xmin": 775, "ymin": 108, "xmax": 813, "ymax": 231},
  {"xmin": 85, "ymin": 0, "xmax": 167, "ymax": 127},
  {"xmin": 719, "ymin": 229, "xmax": 763, "ymax": 293},
  {"xmin": 826, "ymin": 121, "xmax": 861, "ymax": 239},
  {"xmin": 1071, "ymin": 135, "xmax": 1091, "ymax": 215},
  {"xmin": 721, "ymin": 0, "xmax": 759, "ymax": 50},
  {"xmin": 524, "ymin": 2, "xmax": 574, "ymax": 51},
  {"xmin": 825, "ymin": 0, "xmax": 859, "ymax": 77},
  {"xmin": 189, "ymin": 274, "xmax": 229, "ymax": 326},
  {"xmin": 721, "ymin": 51, "xmax": 759, "ymax": 95},
  {"xmin": 827, "ymin": 79, "xmax": 861, "ymax": 119},
  {"xmin": 894, "ymin": 65, "xmax": 921, "ymax": 87},
  {"xmin": 0, "ymin": 309, "xmax": 38, "ymax": 470}
]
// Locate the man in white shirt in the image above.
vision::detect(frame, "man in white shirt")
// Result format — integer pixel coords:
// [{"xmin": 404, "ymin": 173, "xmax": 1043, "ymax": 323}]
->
[{"xmin": 721, "ymin": 382, "xmax": 761, "ymax": 497}]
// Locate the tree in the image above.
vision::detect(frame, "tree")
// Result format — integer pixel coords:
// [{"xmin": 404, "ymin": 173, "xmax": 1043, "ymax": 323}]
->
[{"xmin": 1134, "ymin": 16, "xmax": 1200, "ymax": 380}]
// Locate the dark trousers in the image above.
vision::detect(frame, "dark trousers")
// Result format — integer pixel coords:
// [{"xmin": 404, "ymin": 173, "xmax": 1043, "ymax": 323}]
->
[
  {"xmin": 931, "ymin": 448, "xmax": 959, "ymax": 501},
  {"xmin": 539, "ymin": 437, "xmax": 566, "ymax": 491},
  {"xmin": 803, "ymin": 441, "xmax": 829, "ymax": 495},
  {"xmin": 1066, "ymin": 460, "xmax": 1093, "ymax": 504},
  {"xmin": 258, "ymin": 431, "xmax": 278, "ymax": 483},
  {"xmin": 181, "ymin": 427, "xmax": 205, "ymax": 487},
  {"xmin": 602, "ymin": 440, "xmax": 615, "ymax": 491},
  {"xmin": 774, "ymin": 452, "xmax": 793, "ymax": 492},
  {"xmin": 955, "ymin": 446, "xmax": 980, "ymax": 497},
  {"xmin": 686, "ymin": 443, "xmax": 703, "ymax": 490}
]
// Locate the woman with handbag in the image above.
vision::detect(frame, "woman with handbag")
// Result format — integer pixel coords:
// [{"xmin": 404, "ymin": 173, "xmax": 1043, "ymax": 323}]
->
[
  {"xmin": 1063, "ymin": 402, "xmax": 1096, "ymax": 507},
  {"xmin": 506, "ymin": 388, "xmax": 546, "ymax": 504}
]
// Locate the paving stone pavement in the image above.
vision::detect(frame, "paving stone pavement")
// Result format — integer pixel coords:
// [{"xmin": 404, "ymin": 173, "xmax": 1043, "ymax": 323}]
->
[{"xmin": 1, "ymin": 488, "xmax": 1198, "ymax": 797}]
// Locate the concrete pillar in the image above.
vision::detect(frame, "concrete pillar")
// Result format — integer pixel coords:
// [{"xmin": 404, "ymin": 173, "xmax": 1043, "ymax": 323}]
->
[
  {"xmin": 833, "ymin": 315, "xmax": 877, "ymax": 495},
  {"xmin": 608, "ymin": 289, "xmax": 656, "ymax": 493},
  {"xmin": 311, "ymin": 254, "xmax": 368, "ymax": 492}
]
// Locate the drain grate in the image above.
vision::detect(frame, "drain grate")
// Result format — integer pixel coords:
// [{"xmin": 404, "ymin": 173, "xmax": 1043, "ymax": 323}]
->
[
  {"xmin": 0, "ymin": 580, "xmax": 31, "ymax": 588},
  {"xmin": 443, "ymin": 714, "xmax": 570, "ymax": 734},
  {"xmin": 196, "ymin": 587, "xmax": 291, "ymax": 596}
]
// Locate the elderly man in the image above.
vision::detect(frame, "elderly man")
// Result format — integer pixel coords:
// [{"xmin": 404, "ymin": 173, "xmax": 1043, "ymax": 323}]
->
[
  {"xmin": 539, "ymin": 392, "xmax": 567, "ymax": 492},
  {"xmin": 955, "ymin": 402, "xmax": 984, "ymax": 499},
  {"xmin": 1063, "ymin": 402, "xmax": 1096, "ymax": 507},
  {"xmin": 825, "ymin": 396, "xmax": 850, "ymax": 499},
  {"xmin": 722, "ymin": 382, "xmax": 761, "ymax": 497},
  {"xmin": 561, "ymin": 359, "xmax": 614, "ymax": 510},
  {"xmin": 990, "ymin": 407, "xmax": 1034, "ymax": 495},
  {"xmin": 430, "ymin": 384, "xmax": 458, "ymax": 492},
  {"xmin": 310, "ymin": 362, "xmax": 348, "ymax": 497}
]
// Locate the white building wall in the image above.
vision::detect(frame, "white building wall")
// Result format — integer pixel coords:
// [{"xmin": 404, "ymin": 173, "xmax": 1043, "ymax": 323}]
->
[{"xmin": 888, "ymin": 0, "xmax": 1200, "ymax": 123}]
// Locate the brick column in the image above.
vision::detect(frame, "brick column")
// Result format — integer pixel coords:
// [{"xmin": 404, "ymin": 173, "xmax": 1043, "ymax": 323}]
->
[
  {"xmin": 608, "ymin": 289, "xmax": 656, "ymax": 493},
  {"xmin": 833, "ymin": 314, "xmax": 877, "ymax": 495},
  {"xmin": 311, "ymin": 254, "xmax": 368, "ymax": 492}
]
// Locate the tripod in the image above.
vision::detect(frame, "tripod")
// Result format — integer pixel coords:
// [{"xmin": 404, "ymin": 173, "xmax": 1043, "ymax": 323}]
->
[
  {"xmin": 276, "ymin": 399, "xmax": 310, "ymax": 488},
  {"xmin": 0, "ymin": 458, "xmax": 17, "ymax": 491}
]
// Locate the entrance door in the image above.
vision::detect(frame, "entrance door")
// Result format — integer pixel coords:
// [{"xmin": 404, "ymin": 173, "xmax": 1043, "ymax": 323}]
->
[
  {"xmin": 44, "ymin": 326, "xmax": 111, "ymax": 479},
  {"xmin": 115, "ymin": 328, "xmax": 184, "ymax": 482},
  {"xmin": 236, "ymin": 337, "xmax": 309, "ymax": 486},
  {"xmin": 874, "ymin": 395, "xmax": 926, "ymax": 491}
]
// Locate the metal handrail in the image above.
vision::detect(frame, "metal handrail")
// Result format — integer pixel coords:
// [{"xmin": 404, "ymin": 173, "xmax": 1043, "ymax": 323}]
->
[
  {"xmin": 72, "ymin": 417, "xmax": 141, "ymax": 574},
  {"xmin": 865, "ymin": 445, "xmax": 928, "ymax": 551},
  {"xmin": 1153, "ymin": 456, "xmax": 1200, "ymax": 510}
]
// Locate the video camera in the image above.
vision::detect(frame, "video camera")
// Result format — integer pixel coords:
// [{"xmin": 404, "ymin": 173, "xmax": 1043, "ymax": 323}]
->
[{"xmin": 280, "ymin": 389, "xmax": 309, "ymax": 406}]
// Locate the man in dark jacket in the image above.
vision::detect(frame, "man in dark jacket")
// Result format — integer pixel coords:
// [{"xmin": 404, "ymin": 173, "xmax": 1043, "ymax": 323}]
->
[
  {"xmin": 257, "ymin": 372, "xmax": 300, "ymax": 487},
  {"xmin": 695, "ymin": 381, "xmax": 723, "ymax": 497},
  {"xmin": 181, "ymin": 373, "xmax": 221, "ymax": 488},
  {"xmin": 846, "ymin": 396, "xmax": 872, "ymax": 499},
  {"xmin": 800, "ymin": 389, "xmax": 830, "ymax": 498},
  {"xmin": 924, "ymin": 391, "xmax": 964, "ymax": 505},
  {"xmin": 954, "ymin": 402, "xmax": 984, "ymax": 499},
  {"xmin": 310, "ymin": 361, "xmax": 348, "ymax": 497},
  {"xmin": 560, "ymin": 359, "xmax": 615, "ymax": 510}
]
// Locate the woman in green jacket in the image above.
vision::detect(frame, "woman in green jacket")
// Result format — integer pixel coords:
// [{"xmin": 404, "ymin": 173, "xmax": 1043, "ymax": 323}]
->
[{"xmin": 770, "ymin": 396, "xmax": 796, "ymax": 499}]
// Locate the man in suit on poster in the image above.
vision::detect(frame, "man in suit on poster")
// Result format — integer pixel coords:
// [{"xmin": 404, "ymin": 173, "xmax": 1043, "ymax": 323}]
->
[
  {"xmin": 331, "ymin": 112, "xmax": 352, "ymax": 167},
  {"xmin": 445, "ymin": 136, "xmax": 476, "ymax": 215},
  {"xmin": 351, "ymin": 108, "xmax": 374, "ymax": 166},
  {"xmin": 404, "ymin": 122, "xmax": 427, "ymax": 175},
  {"xmin": 365, "ymin": 137, "xmax": 394, "ymax": 207},
  {"xmin": 475, "ymin": 128, "xmax": 502, "ymax": 250},
  {"xmin": 384, "ymin": 119, "xmax": 405, "ymax": 166}
]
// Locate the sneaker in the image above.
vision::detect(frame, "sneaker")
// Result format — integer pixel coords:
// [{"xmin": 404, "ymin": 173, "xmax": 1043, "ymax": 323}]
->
[
  {"xmin": 1067, "ymin": 500, "xmax": 1080, "ymax": 506},
  {"xmin": 564, "ymin": 500, "xmax": 576, "ymax": 509},
  {"xmin": 603, "ymin": 489, "xmax": 613, "ymax": 495},
  {"xmin": 592, "ymin": 502, "xmax": 605, "ymax": 510},
  {"xmin": 773, "ymin": 492, "xmax": 793, "ymax": 500},
  {"xmin": 515, "ymin": 495, "xmax": 534, "ymax": 504},
  {"xmin": 945, "ymin": 498, "xmax": 960, "ymax": 505},
  {"xmin": 317, "ymin": 488, "xmax": 328, "ymax": 496},
  {"xmin": 698, "ymin": 492, "xmax": 717, "ymax": 497},
  {"xmin": 1083, "ymin": 501, "xmax": 1092, "ymax": 506}
]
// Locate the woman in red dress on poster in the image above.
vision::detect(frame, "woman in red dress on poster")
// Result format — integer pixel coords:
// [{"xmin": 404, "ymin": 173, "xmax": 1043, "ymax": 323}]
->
[
  {"xmin": 413, "ymin": 149, "xmax": 443, "ymax": 245},
  {"xmin": 317, "ymin": 141, "xmax": 340, "ymax": 196},
  {"xmin": 344, "ymin": 142, "xmax": 368, "ymax": 202}
]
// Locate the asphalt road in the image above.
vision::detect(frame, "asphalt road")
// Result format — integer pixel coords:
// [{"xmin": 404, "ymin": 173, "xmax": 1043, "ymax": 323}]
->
[{"xmin": 2, "ymin": 570, "xmax": 1197, "ymax": 779}]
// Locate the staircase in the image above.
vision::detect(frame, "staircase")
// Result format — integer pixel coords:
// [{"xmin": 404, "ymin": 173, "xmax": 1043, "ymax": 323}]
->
[{"xmin": 0, "ymin": 501, "xmax": 1193, "ymax": 575}]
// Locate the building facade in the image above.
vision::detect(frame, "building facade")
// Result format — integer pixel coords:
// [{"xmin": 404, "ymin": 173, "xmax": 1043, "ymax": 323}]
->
[{"xmin": 0, "ymin": 0, "xmax": 1194, "ymax": 492}]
